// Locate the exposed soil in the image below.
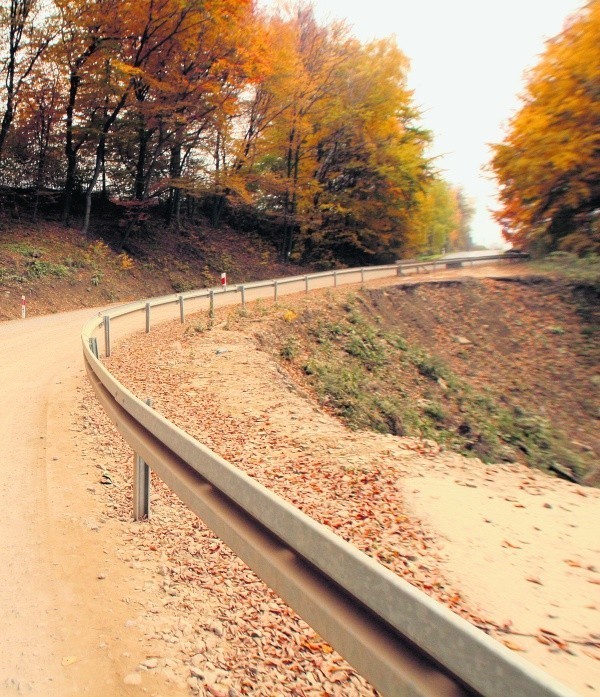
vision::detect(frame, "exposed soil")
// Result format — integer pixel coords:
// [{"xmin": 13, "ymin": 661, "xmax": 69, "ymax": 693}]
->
[
  {"xmin": 363, "ymin": 276, "xmax": 600, "ymax": 473},
  {"xmin": 0, "ymin": 220, "xmax": 314, "ymax": 321},
  {"xmin": 92, "ymin": 265, "xmax": 599, "ymax": 695},
  {"xmin": 266, "ymin": 275, "xmax": 599, "ymax": 484}
]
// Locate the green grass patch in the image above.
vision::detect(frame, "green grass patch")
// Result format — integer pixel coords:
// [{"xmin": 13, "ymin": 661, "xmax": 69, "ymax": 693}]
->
[
  {"xmin": 26, "ymin": 260, "xmax": 70, "ymax": 279},
  {"xmin": 0, "ymin": 266, "xmax": 26, "ymax": 284},
  {"xmin": 2, "ymin": 242, "xmax": 46, "ymax": 257},
  {"xmin": 280, "ymin": 336, "xmax": 300, "ymax": 361},
  {"xmin": 532, "ymin": 251, "xmax": 600, "ymax": 283}
]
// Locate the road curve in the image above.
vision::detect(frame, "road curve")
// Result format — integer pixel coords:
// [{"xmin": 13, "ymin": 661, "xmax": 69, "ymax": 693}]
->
[{"xmin": 0, "ymin": 261, "xmax": 540, "ymax": 696}]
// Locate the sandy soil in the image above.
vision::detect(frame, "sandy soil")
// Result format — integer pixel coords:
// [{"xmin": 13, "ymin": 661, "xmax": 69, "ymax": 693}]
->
[{"xmin": 402, "ymin": 461, "xmax": 599, "ymax": 691}]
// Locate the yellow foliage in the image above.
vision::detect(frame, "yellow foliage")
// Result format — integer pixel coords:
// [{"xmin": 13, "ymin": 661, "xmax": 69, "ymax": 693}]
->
[
  {"xmin": 490, "ymin": 1, "xmax": 600, "ymax": 252},
  {"xmin": 118, "ymin": 252, "xmax": 134, "ymax": 270},
  {"xmin": 87, "ymin": 240, "xmax": 110, "ymax": 258}
]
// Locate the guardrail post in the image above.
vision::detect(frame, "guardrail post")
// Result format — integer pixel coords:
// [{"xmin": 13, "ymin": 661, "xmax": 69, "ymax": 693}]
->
[
  {"xmin": 397, "ymin": 265, "xmax": 403, "ymax": 276},
  {"xmin": 103, "ymin": 315, "xmax": 111, "ymax": 357},
  {"xmin": 145, "ymin": 302, "xmax": 151, "ymax": 333},
  {"xmin": 89, "ymin": 337, "xmax": 99, "ymax": 358},
  {"xmin": 179, "ymin": 295, "xmax": 185, "ymax": 323},
  {"xmin": 240, "ymin": 285, "xmax": 246, "ymax": 307},
  {"xmin": 333, "ymin": 270, "xmax": 338, "ymax": 287},
  {"xmin": 360, "ymin": 268, "xmax": 365, "ymax": 283},
  {"xmin": 133, "ymin": 399, "xmax": 152, "ymax": 521},
  {"xmin": 305, "ymin": 275, "xmax": 309, "ymax": 293},
  {"xmin": 209, "ymin": 290, "xmax": 215, "ymax": 318},
  {"xmin": 274, "ymin": 280, "xmax": 279, "ymax": 302}
]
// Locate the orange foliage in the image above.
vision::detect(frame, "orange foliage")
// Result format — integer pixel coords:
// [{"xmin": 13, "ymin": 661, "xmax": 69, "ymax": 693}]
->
[{"xmin": 490, "ymin": 1, "xmax": 600, "ymax": 253}]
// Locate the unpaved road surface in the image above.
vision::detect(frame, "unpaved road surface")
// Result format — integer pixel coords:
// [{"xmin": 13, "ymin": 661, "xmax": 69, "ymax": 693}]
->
[
  {"xmin": 0, "ymin": 309, "xmax": 184, "ymax": 696},
  {"xmin": 1, "ymin": 264, "xmax": 598, "ymax": 696}
]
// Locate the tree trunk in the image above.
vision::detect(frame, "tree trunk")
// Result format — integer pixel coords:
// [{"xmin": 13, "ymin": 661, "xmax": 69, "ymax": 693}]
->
[
  {"xmin": 62, "ymin": 156, "xmax": 77, "ymax": 226},
  {"xmin": 135, "ymin": 126, "xmax": 151, "ymax": 200},
  {"xmin": 62, "ymin": 72, "xmax": 80, "ymax": 225},
  {"xmin": 81, "ymin": 89, "xmax": 130, "ymax": 236},
  {"xmin": 82, "ymin": 143, "xmax": 103, "ymax": 238},
  {"xmin": 281, "ymin": 125, "xmax": 300, "ymax": 262},
  {"xmin": 0, "ymin": 107, "xmax": 14, "ymax": 163},
  {"xmin": 167, "ymin": 144, "xmax": 182, "ymax": 226}
]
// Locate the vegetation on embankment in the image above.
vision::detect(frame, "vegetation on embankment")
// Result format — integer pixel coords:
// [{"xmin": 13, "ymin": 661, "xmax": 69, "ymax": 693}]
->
[
  {"xmin": 2, "ymin": 215, "xmax": 598, "ymax": 486},
  {"xmin": 265, "ymin": 270, "xmax": 599, "ymax": 485},
  {"xmin": 0, "ymin": 219, "xmax": 315, "ymax": 320}
]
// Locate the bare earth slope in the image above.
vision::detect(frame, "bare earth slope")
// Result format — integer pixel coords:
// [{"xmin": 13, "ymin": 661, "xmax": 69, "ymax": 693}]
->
[{"xmin": 101, "ymin": 265, "xmax": 599, "ymax": 695}]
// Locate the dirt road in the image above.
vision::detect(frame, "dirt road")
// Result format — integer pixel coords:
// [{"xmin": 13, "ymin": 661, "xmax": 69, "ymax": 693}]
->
[{"xmin": 0, "ymin": 309, "xmax": 180, "ymax": 696}]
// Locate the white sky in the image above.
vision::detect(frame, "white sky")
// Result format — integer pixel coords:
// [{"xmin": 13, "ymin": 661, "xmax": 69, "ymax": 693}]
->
[{"xmin": 261, "ymin": 0, "xmax": 586, "ymax": 247}]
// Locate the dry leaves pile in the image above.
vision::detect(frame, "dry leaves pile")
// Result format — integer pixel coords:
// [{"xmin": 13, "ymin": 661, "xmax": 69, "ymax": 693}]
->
[
  {"xmin": 77, "ymin": 288, "xmax": 598, "ymax": 695},
  {"xmin": 82, "ymin": 316, "xmax": 488, "ymax": 696}
]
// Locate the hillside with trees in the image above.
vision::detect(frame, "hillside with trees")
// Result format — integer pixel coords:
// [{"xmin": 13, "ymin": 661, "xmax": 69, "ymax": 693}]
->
[{"xmin": 0, "ymin": 0, "xmax": 472, "ymax": 266}]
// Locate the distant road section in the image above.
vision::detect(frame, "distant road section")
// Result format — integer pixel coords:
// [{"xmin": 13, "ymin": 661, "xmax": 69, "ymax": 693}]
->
[{"xmin": 439, "ymin": 250, "xmax": 508, "ymax": 260}]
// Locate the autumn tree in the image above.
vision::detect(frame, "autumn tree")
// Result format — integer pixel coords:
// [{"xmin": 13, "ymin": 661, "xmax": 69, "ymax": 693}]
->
[
  {"xmin": 305, "ymin": 36, "xmax": 432, "ymax": 262},
  {"xmin": 8, "ymin": 64, "xmax": 63, "ymax": 216},
  {"xmin": 52, "ymin": 0, "xmax": 128, "ymax": 224},
  {"xmin": 490, "ymin": 0, "xmax": 600, "ymax": 254},
  {"xmin": 247, "ymin": 9, "xmax": 431, "ymax": 263},
  {"xmin": 0, "ymin": 0, "xmax": 53, "ymax": 164},
  {"xmin": 448, "ymin": 187, "xmax": 474, "ymax": 252},
  {"xmin": 403, "ymin": 179, "xmax": 461, "ymax": 256},
  {"xmin": 198, "ymin": 9, "xmax": 304, "ymax": 229},
  {"xmin": 0, "ymin": 0, "xmax": 444, "ymax": 264},
  {"xmin": 251, "ymin": 7, "xmax": 353, "ymax": 260}
]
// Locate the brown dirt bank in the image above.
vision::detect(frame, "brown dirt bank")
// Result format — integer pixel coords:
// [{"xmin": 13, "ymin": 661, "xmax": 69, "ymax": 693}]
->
[{"xmin": 266, "ymin": 275, "xmax": 599, "ymax": 484}]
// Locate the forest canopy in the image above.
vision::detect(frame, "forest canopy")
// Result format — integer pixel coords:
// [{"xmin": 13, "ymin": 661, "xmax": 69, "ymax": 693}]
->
[
  {"xmin": 0, "ymin": 0, "xmax": 472, "ymax": 263},
  {"xmin": 490, "ymin": 0, "xmax": 600, "ymax": 255}
]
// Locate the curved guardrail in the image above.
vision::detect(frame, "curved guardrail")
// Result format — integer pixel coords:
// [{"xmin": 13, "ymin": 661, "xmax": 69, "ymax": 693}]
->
[{"xmin": 82, "ymin": 254, "xmax": 578, "ymax": 697}]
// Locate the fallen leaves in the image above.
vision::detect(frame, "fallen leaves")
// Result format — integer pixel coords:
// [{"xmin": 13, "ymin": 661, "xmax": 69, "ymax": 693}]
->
[
  {"xmin": 84, "ymin": 300, "xmax": 600, "ymax": 696},
  {"xmin": 302, "ymin": 641, "xmax": 333, "ymax": 654},
  {"xmin": 536, "ymin": 629, "xmax": 570, "ymax": 652},
  {"xmin": 526, "ymin": 576, "xmax": 543, "ymax": 585},
  {"xmin": 503, "ymin": 640, "xmax": 526, "ymax": 652}
]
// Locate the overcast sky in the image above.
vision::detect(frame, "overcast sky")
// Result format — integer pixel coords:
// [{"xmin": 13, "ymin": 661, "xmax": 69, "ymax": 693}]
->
[{"xmin": 261, "ymin": 0, "xmax": 586, "ymax": 247}]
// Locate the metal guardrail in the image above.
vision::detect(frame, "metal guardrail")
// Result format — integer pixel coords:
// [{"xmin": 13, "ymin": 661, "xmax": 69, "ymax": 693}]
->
[{"xmin": 81, "ymin": 253, "xmax": 578, "ymax": 697}]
